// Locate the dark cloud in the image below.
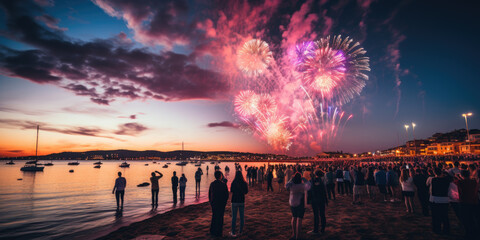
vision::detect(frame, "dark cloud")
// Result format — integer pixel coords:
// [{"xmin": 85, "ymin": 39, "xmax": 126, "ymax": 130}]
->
[
  {"xmin": 0, "ymin": 119, "xmax": 124, "ymax": 140},
  {"xmin": 0, "ymin": 0, "xmax": 229, "ymax": 105},
  {"xmin": 7, "ymin": 150, "xmax": 23, "ymax": 153},
  {"xmin": 93, "ymin": 0, "xmax": 197, "ymax": 47},
  {"xmin": 36, "ymin": 14, "xmax": 67, "ymax": 31},
  {"xmin": 207, "ymin": 121, "xmax": 239, "ymax": 129},
  {"xmin": 114, "ymin": 122, "xmax": 148, "ymax": 136}
]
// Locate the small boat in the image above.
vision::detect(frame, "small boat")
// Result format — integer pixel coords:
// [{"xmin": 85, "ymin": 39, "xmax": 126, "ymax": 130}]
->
[
  {"xmin": 69, "ymin": 169, "xmax": 74, "ymax": 173},
  {"xmin": 152, "ymin": 161, "xmax": 157, "ymax": 164},
  {"xmin": 210, "ymin": 161, "xmax": 215, "ymax": 164},
  {"xmin": 6, "ymin": 160, "xmax": 14, "ymax": 165},
  {"xmin": 162, "ymin": 164, "xmax": 168, "ymax": 168},
  {"xmin": 93, "ymin": 161, "xmax": 102, "ymax": 165},
  {"xmin": 68, "ymin": 161, "xmax": 80, "ymax": 165},
  {"xmin": 137, "ymin": 182, "xmax": 150, "ymax": 187},
  {"xmin": 194, "ymin": 163, "xmax": 201, "ymax": 167},
  {"xmin": 21, "ymin": 126, "xmax": 44, "ymax": 172},
  {"xmin": 145, "ymin": 164, "xmax": 149, "ymax": 166},
  {"xmin": 175, "ymin": 161, "xmax": 188, "ymax": 166},
  {"xmin": 167, "ymin": 162, "xmax": 171, "ymax": 164},
  {"xmin": 44, "ymin": 161, "xmax": 54, "ymax": 166},
  {"xmin": 17, "ymin": 178, "xmax": 22, "ymax": 180},
  {"xmin": 119, "ymin": 161, "xmax": 130, "ymax": 168},
  {"xmin": 94, "ymin": 165, "xmax": 101, "ymax": 168}
]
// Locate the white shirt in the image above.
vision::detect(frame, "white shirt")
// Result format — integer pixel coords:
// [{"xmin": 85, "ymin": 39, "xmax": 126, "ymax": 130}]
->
[{"xmin": 401, "ymin": 177, "xmax": 415, "ymax": 192}]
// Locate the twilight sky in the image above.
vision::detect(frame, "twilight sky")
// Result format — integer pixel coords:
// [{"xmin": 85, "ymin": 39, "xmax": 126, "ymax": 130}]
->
[{"xmin": 0, "ymin": 0, "xmax": 478, "ymax": 157}]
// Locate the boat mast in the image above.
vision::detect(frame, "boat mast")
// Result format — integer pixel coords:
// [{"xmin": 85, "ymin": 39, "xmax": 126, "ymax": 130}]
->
[{"xmin": 35, "ymin": 125, "xmax": 39, "ymax": 164}]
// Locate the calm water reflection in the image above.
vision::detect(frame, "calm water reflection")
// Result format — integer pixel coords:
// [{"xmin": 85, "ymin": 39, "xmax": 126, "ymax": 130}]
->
[{"xmin": 0, "ymin": 160, "xmax": 266, "ymax": 240}]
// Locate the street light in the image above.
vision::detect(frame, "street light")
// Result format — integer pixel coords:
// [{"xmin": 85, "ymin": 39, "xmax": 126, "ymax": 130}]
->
[
  {"xmin": 462, "ymin": 112, "xmax": 473, "ymax": 142},
  {"xmin": 404, "ymin": 124, "xmax": 409, "ymax": 139},
  {"xmin": 412, "ymin": 123, "xmax": 416, "ymax": 156}
]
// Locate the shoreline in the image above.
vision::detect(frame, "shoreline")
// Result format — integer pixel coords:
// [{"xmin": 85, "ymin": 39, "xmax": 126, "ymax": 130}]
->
[{"xmin": 97, "ymin": 182, "xmax": 463, "ymax": 240}]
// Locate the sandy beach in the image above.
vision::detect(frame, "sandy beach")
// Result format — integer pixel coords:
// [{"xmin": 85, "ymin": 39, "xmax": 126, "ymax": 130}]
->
[{"xmin": 97, "ymin": 180, "xmax": 463, "ymax": 240}]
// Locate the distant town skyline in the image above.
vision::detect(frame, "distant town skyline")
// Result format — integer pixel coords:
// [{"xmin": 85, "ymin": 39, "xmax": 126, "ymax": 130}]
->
[{"xmin": 0, "ymin": 0, "xmax": 478, "ymax": 157}]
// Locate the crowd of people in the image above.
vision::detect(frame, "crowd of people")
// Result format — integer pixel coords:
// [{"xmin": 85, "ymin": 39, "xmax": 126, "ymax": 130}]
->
[
  {"xmin": 205, "ymin": 160, "xmax": 480, "ymax": 239},
  {"xmin": 110, "ymin": 157, "xmax": 480, "ymax": 239}
]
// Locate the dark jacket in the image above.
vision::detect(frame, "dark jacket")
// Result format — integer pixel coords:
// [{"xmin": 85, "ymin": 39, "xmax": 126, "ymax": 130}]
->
[
  {"xmin": 309, "ymin": 177, "xmax": 328, "ymax": 206},
  {"xmin": 231, "ymin": 179, "xmax": 249, "ymax": 203},
  {"xmin": 209, "ymin": 180, "xmax": 229, "ymax": 207},
  {"xmin": 413, "ymin": 173, "xmax": 428, "ymax": 193},
  {"xmin": 171, "ymin": 176, "xmax": 178, "ymax": 187}
]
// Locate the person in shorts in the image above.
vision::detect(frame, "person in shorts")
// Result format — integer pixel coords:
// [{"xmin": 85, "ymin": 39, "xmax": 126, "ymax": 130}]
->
[{"xmin": 286, "ymin": 172, "xmax": 311, "ymax": 240}]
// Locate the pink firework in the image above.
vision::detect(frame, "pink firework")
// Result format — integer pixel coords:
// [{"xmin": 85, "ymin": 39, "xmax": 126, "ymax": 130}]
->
[
  {"xmin": 255, "ymin": 94, "xmax": 277, "ymax": 117},
  {"xmin": 237, "ymin": 39, "xmax": 273, "ymax": 77},
  {"xmin": 234, "ymin": 90, "xmax": 260, "ymax": 117},
  {"xmin": 301, "ymin": 46, "xmax": 346, "ymax": 97},
  {"xmin": 256, "ymin": 114, "xmax": 293, "ymax": 151}
]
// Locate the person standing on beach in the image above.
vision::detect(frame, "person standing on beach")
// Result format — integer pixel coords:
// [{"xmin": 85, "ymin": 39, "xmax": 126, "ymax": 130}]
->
[
  {"xmin": 325, "ymin": 167, "xmax": 335, "ymax": 200},
  {"xmin": 150, "ymin": 171, "xmax": 163, "ymax": 207},
  {"xmin": 277, "ymin": 168, "xmax": 285, "ymax": 192},
  {"xmin": 413, "ymin": 168, "xmax": 429, "ymax": 216},
  {"xmin": 375, "ymin": 166, "xmax": 388, "ymax": 202},
  {"xmin": 286, "ymin": 166, "xmax": 294, "ymax": 183},
  {"xmin": 112, "ymin": 172, "xmax": 126, "ymax": 211},
  {"xmin": 400, "ymin": 169, "xmax": 415, "ymax": 213},
  {"xmin": 267, "ymin": 169, "xmax": 274, "ymax": 192},
  {"xmin": 286, "ymin": 172, "xmax": 311, "ymax": 240},
  {"xmin": 179, "ymin": 173, "xmax": 187, "ymax": 201},
  {"xmin": 206, "ymin": 165, "xmax": 209, "ymax": 175},
  {"xmin": 429, "ymin": 168, "xmax": 451, "ymax": 235},
  {"xmin": 171, "ymin": 171, "xmax": 179, "ymax": 203},
  {"xmin": 387, "ymin": 166, "xmax": 400, "ymax": 202},
  {"xmin": 230, "ymin": 170, "xmax": 248, "ymax": 237},
  {"xmin": 209, "ymin": 171, "xmax": 229, "ymax": 237},
  {"xmin": 308, "ymin": 170, "xmax": 328, "ymax": 235},
  {"xmin": 195, "ymin": 167, "xmax": 203, "ymax": 196}
]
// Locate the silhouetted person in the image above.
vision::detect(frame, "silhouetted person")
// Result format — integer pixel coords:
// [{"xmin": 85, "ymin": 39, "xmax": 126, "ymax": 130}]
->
[
  {"xmin": 195, "ymin": 167, "xmax": 203, "ymax": 195},
  {"xmin": 209, "ymin": 171, "xmax": 229, "ymax": 237},
  {"xmin": 206, "ymin": 165, "xmax": 209, "ymax": 175},
  {"xmin": 308, "ymin": 170, "xmax": 328, "ymax": 234},
  {"xmin": 267, "ymin": 169, "xmax": 274, "ymax": 192},
  {"xmin": 429, "ymin": 168, "xmax": 451, "ymax": 235},
  {"xmin": 171, "ymin": 171, "xmax": 179, "ymax": 203},
  {"xmin": 112, "ymin": 171, "xmax": 126, "ymax": 210},
  {"xmin": 413, "ymin": 169, "xmax": 429, "ymax": 216},
  {"xmin": 230, "ymin": 170, "xmax": 248, "ymax": 237},
  {"xmin": 150, "ymin": 171, "xmax": 163, "ymax": 207},
  {"xmin": 179, "ymin": 173, "xmax": 187, "ymax": 201}
]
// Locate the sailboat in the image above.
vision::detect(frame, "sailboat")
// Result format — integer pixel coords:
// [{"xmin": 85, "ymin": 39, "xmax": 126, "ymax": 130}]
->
[
  {"xmin": 6, "ymin": 160, "xmax": 15, "ymax": 165},
  {"xmin": 21, "ymin": 126, "xmax": 45, "ymax": 172},
  {"xmin": 119, "ymin": 161, "xmax": 130, "ymax": 167},
  {"xmin": 93, "ymin": 160, "xmax": 103, "ymax": 165},
  {"xmin": 44, "ymin": 160, "xmax": 54, "ymax": 166}
]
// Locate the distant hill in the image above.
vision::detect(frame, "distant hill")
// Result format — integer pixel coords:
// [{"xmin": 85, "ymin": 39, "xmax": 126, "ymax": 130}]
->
[
  {"xmin": 429, "ymin": 128, "xmax": 479, "ymax": 143},
  {"xmin": 2, "ymin": 149, "xmax": 283, "ymax": 160}
]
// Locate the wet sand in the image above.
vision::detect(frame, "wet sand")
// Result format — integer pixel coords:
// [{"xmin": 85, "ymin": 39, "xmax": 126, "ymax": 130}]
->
[{"xmin": 98, "ymin": 182, "xmax": 463, "ymax": 240}]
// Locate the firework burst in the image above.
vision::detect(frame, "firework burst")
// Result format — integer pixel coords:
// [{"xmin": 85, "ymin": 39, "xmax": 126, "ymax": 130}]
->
[
  {"xmin": 237, "ymin": 39, "xmax": 273, "ymax": 77},
  {"xmin": 297, "ymin": 35, "xmax": 370, "ymax": 105},
  {"xmin": 233, "ymin": 35, "xmax": 369, "ymax": 153},
  {"xmin": 234, "ymin": 90, "xmax": 260, "ymax": 117}
]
